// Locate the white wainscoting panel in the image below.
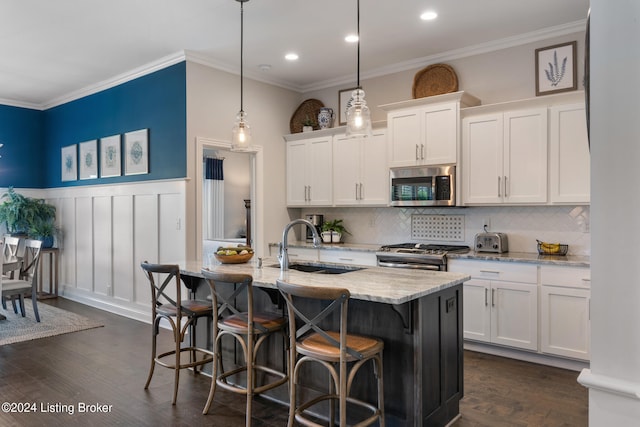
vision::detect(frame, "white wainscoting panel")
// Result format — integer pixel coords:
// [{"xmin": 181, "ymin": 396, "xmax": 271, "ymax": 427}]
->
[
  {"xmin": 93, "ymin": 196, "xmax": 112, "ymax": 297},
  {"xmin": 113, "ymin": 195, "xmax": 134, "ymax": 303},
  {"xmin": 75, "ymin": 197, "xmax": 94, "ymax": 292},
  {"xmin": 43, "ymin": 180, "xmax": 187, "ymax": 323},
  {"xmin": 133, "ymin": 194, "xmax": 159, "ymax": 306}
]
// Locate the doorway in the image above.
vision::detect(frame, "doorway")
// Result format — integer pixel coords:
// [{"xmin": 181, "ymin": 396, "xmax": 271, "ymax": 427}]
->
[{"xmin": 195, "ymin": 137, "xmax": 263, "ymax": 263}]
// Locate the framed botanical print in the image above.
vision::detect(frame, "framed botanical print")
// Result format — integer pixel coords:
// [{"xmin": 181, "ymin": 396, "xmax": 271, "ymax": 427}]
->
[
  {"xmin": 124, "ymin": 129, "xmax": 149, "ymax": 175},
  {"xmin": 535, "ymin": 41, "xmax": 577, "ymax": 96},
  {"xmin": 79, "ymin": 139, "xmax": 98, "ymax": 180},
  {"xmin": 61, "ymin": 144, "xmax": 77, "ymax": 182},
  {"xmin": 100, "ymin": 134, "xmax": 121, "ymax": 178}
]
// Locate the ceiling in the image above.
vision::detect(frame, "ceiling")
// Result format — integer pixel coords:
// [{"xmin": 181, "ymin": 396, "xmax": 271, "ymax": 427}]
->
[{"xmin": 1, "ymin": 0, "xmax": 589, "ymax": 109}]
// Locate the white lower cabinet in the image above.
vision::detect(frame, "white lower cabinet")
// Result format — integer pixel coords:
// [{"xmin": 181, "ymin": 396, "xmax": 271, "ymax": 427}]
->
[
  {"xmin": 451, "ymin": 259, "xmax": 592, "ymax": 363},
  {"xmin": 540, "ymin": 266, "xmax": 591, "ymax": 361},
  {"xmin": 450, "ymin": 259, "xmax": 538, "ymax": 351},
  {"xmin": 462, "ymin": 278, "xmax": 538, "ymax": 351}
]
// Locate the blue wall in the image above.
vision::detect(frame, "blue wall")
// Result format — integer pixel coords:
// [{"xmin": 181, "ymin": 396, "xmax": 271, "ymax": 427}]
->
[
  {"xmin": 0, "ymin": 61, "xmax": 187, "ymax": 189},
  {"xmin": 0, "ymin": 105, "xmax": 45, "ymax": 188},
  {"xmin": 44, "ymin": 62, "xmax": 187, "ymax": 187}
]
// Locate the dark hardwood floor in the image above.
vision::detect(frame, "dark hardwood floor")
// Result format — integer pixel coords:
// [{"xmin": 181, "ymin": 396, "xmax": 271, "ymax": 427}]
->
[{"xmin": 0, "ymin": 299, "xmax": 588, "ymax": 426}]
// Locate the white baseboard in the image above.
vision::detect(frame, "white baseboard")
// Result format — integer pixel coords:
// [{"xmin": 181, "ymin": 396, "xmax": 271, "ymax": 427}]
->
[
  {"xmin": 60, "ymin": 286, "xmax": 150, "ymax": 324},
  {"xmin": 464, "ymin": 341, "xmax": 589, "ymax": 371}
]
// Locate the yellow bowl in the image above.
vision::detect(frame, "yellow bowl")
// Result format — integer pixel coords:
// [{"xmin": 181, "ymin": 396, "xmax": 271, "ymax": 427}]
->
[{"xmin": 214, "ymin": 252, "xmax": 254, "ymax": 264}]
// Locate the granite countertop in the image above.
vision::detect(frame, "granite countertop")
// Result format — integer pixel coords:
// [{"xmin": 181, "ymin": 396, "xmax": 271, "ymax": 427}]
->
[
  {"xmin": 270, "ymin": 242, "xmax": 591, "ymax": 267},
  {"xmin": 180, "ymin": 258, "xmax": 469, "ymax": 305},
  {"xmin": 449, "ymin": 251, "xmax": 591, "ymax": 267}
]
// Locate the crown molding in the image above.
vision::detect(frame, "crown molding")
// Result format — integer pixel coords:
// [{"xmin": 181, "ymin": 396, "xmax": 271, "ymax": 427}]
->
[
  {"xmin": 9, "ymin": 19, "xmax": 587, "ymax": 110},
  {"xmin": 184, "ymin": 50, "xmax": 301, "ymax": 92},
  {"xmin": 0, "ymin": 98, "xmax": 42, "ymax": 110},
  {"xmin": 39, "ymin": 51, "xmax": 188, "ymax": 110},
  {"xmin": 300, "ymin": 20, "xmax": 587, "ymax": 93}
]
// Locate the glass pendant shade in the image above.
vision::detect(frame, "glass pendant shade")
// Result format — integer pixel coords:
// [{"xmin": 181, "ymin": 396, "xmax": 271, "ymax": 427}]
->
[
  {"xmin": 345, "ymin": 88, "xmax": 372, "ymax": 138},
  {"xmin": 231, "ymin": 110, "xmax": 251, "ymax": 151}
]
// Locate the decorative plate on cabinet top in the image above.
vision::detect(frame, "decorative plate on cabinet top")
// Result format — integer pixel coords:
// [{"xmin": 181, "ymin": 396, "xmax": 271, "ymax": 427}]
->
[
  {"xmin": 412, "ymin": 63, "xmax": 459, "ymax": 98},
  {"xmin": 290, "ymin": 98, "xmax": 324, "ymax": 133}
]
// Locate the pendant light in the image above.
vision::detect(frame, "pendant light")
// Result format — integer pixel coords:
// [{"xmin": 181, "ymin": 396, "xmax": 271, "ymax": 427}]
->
[
  {"xmin": 345, "ymin": 0, "xmax": 372, "ymax": 138},
  {"xmin": 231, "ymin": 0, "xmax": 252, "ymax": 151}
]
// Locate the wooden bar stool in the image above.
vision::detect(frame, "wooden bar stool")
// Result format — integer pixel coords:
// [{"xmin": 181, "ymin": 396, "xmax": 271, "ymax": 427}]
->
[
  {"xmin": 277, "ymin": 279, "xmax": 385, "ymax": 427},
  {"xmin": 140, "ymin": 262, "xmax": 213, "ymax": 405},
  {"xmin": 201, "ymin": 269, "xmax": 288, "ymax": 426}
]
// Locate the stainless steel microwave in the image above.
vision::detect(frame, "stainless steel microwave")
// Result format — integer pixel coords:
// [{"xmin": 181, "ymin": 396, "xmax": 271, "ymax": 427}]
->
[{"xmin": 390, "ymin": 165, "xmax": 456, "ymax": 207}]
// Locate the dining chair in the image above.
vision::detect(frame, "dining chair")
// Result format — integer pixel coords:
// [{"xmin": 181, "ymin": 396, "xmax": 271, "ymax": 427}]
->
[
  {"xmin": 201, "ymin": 269, "xmax": 288, "ymax": 426},
  {"xmin": 2, "ymin": 236, "xmax": 21, "ymax": 278},
  {"xmin": 277, "ymin": 279, "xmax": 385, "ymax": 427},
  {"xmin": 1, "ymin": 239, "xmax": 43, "ymax": 322},
  {"xmin": 140, "ymin": 262, "xmax": 214, "ymax": 405}
]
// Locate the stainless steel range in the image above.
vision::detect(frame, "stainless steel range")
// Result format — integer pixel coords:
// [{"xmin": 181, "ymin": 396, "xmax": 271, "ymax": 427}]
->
[{"xmin": 376, "ymin": 243, "xmax": 470, "ymax": 271}]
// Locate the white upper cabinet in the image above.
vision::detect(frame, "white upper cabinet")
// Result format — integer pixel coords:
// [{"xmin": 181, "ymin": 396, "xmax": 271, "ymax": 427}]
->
[
  {"xmin": 462, "ymin": 108, "xmax": 548, "ymax": 204},
  {"xmin": 286, "ymin": 135, "xmax": 333, "ymax": 206},
  {"xmin": 461, "ymin": 92, "xmax": 589, "ymax": 206},
  {"xmin": 333, "ymin": 129, "xmax": 388, "ymax": 206},
  {"xmin": 549, "ymin": 103, "xmax": 590, "ymax": 204},
  {"xmin": 381, "ymin": 92, "xmax": 480, "ymax": 168}
]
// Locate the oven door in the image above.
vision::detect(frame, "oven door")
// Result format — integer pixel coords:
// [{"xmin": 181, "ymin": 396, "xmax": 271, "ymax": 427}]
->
[{"xmin": 376, "ymin": 254, "xmax": 445, "ymax": 271}]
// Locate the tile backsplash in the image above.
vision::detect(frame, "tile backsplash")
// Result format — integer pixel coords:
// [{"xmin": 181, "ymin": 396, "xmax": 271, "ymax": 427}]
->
[{"xmin": 300, "ymin": 205, "xmax": 590, "ymax": 256}]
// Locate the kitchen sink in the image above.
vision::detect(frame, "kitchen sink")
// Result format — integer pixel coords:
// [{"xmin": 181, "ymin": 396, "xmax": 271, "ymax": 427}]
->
[{"xmin": 268, "ymin": 262, "xmax": 364, "ymax": 274}]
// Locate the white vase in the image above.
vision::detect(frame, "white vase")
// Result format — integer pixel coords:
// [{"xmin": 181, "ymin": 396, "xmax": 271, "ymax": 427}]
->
[
  {"xmin": 321, "ymin": 231, "xmax": 332, "ymax": 243},
  {"xmin": 331, "ymin": 232, "xmax": 342, "ymax": 243},
  {"xmin": 302, "ymin": 125, "xmax": 313, "ymax": 132}
]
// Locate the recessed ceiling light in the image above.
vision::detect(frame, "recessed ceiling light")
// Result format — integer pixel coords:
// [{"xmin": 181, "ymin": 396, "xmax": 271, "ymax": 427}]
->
[
  {"xmin": 345, "ymin": 34, "xmax": 359, "ymax": 43},
  {"xmin": 420, "ymin": 11, "xmax": 438, "ymax": 21},
  {"xmin": 285, "ymin": 53, "xmax": 299, "ymax": 61}
]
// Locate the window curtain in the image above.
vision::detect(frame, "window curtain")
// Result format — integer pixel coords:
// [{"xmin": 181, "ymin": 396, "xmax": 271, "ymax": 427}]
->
[{"xmin": 203, "ymin": 157, "xmax": 224, "ymax": 239}]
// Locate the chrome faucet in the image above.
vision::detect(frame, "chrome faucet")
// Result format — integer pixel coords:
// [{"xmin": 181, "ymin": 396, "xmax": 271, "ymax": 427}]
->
[{"xmin": 279, "ymin": 218, "xmax": 321, "ymax": 271}]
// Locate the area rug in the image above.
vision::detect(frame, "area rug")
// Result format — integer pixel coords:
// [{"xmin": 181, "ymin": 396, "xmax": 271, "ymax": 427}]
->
[{"xmin": 0, "ymin": 303, "xmax": 103, "ymax": 346}]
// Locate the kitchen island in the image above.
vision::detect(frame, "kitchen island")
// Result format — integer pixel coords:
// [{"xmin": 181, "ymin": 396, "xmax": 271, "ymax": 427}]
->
[{"xmin": 179, "ymin": 259, "xmax": 470, "ymax": 427}]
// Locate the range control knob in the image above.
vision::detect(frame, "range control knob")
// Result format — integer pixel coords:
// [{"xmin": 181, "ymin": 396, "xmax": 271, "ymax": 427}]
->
[
  {"xmin": 476, "ymin": 242, "xmax": 483, "ymax": 249},
  {"xmin": 493, "ymin": 243, "xmax": 499, "ymax": 249}
]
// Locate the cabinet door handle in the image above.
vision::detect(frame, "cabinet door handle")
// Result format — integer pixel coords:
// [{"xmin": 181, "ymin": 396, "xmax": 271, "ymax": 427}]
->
[
  {"xmin": 480, "ymin": 269, "xmax": 501, "ymax": 275},
  {"xmin": 307, "ymin": 186, "xmax": 311, "ymax": 201},
  {"xmin": 484, "ymin": 288, "xmax": 488, "ymax": 306},
  {"xmin": 491, "ymin": 288, "xmax": 496, "ymax": 307},
  {"xmin": 504, "ymin": 176, "xmax": 508, "ymax": 197},
  {"xmin": 415, "ymin": 144, "xmax": 420, "ymax": 160},
  {"xmin": 497, "ymin": 176, "xmax": 501, "ymax": 197},
  {"xmin": 360, "ymin": 183, "xmax": 364, "ymax": 200},
  {"xmin": 421, "ymin": 144, "xmax": 425, "ymax": 160}
]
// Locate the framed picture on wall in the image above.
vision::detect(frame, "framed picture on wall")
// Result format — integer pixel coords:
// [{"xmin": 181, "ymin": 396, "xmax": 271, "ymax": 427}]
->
[
  {"xmin": 535, "ymin": 41, "xmax": 577, "ymax": 96},
  {"xmin": 100, "ymin": 134, "xmax": 121, "ymax": 178},
  {"xmin": 124, "ymin": 129, "xmax": 148, "ymax": 175},
  {"xmin": 338, "ymin": 87, "xmax": 357, "ymax": 125},
  {"xmin": 79, "ymin": 139, "xmax": 98, "ymax": 179},
  {"xmin": 61, "ymin": 144, "xmax": 77, "ymax": 182}
]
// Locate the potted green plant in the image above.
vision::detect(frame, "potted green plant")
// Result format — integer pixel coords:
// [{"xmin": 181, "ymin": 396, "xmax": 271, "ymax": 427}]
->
[
  {"xmin": 29, "ymin": 218, "xmax": 59, "ymax": 248},
  {"xmin": 321, "ymin": 219, "xmax": 350, "ymax": 243},
  {"xmin": 302, "ymin": 115, "xmax": 316, "ymax": 132},
  {"xmin": 0, "ymin": 187, "xmax": 58, "ymax": 247}
]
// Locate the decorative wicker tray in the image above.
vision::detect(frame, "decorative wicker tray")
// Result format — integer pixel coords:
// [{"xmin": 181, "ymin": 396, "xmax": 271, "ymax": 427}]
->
[
  {"xmin": 290, "ymin": 99, "xmax": 324, "ymax": 133},
  {"xmin": 412, "ymin": 63, "xmax": 459, "ymax": 98}
]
